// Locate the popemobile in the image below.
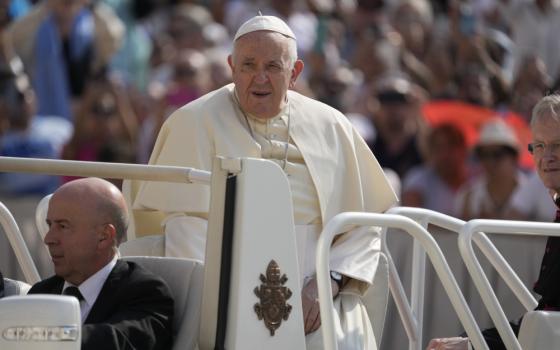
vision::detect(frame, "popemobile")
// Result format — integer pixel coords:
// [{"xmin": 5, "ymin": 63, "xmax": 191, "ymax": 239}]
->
[{"xmin": 0, "ymin": 155, "xmax": 559, "ymax": 350}]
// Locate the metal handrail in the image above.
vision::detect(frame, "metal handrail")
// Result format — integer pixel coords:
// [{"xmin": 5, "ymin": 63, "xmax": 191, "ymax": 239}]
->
[
  {"xmin": 316, "ymin": 212, "xmax": 488, "ymax": 350},
  {"xmin": 471, "ymin": 232, "xmax": 537, "ymax": 311},
  {"xmin": 459, "ymin": 219, "xmax": 560, "ymax": 350},
  {"xmin": 380, "ymin": 224, "xmax": 419, "ymax": 345},
  {"xmin": 385, "ymin": 207, "xmax": 465, "ymax": 350},
  {"xmin": 384, "ymin": 207, "xmax": 537, "ymax": 350},
  {"xmin": 0, "ymin": 156, "xmax": 211, "ymax": 184}
]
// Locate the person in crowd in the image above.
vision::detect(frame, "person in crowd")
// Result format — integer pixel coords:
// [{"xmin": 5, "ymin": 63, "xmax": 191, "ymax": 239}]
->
[
  {"xmin": 494, "ymin": 0, "xmax": 560, "ymax": 83},
  {"xmin": 159, "ymin": 48, "xmax": 211, "ymax": 112},
  {"xmin": 62, "ymin": 76, "xmax": 137, "ymax": 185},
  {"xmin": 137, "ymin": 48, "xmax": 211, "ymax": 165},
  {"xmin": 389, "ymin": 0, "xmax": 433, "ymax": 61},
  {"xmin": 422, "ymin": 37, "xmax": 456, "ymax": 99},
  {"xmin": 455, "ymin": 119, "xmax": 526, "ymax": 220},
  {"xmin": 455, "ymin": 65, "xmax": 496, "ymax": 109},
  {"xmin": 101, "ymin": 0, "xmax": 155, "ymax": 92},
  {"xmin": 352, "ymin": 32, "xmax": 404, "ymax": 102},
  {"xmin": 29, "ymin": 177, "xmax": 174, "ymax": 350},
  {"xmin": 0, "ymin": 56, "xmax": 72, "ymax": 196},
  {"xmin": 165, "ymin": 3, "xmax": 213, "ymax": 51},
  {"xmin": 0, "ymin": 0, "xmax": 30, "ymax": 33},
  {"xmin": 509, "ymin": 55, "xmax": 551, "ymax": 123},
  {"xmin": 402, "ymin": 123, "xmax": 469, "ymax": 216},
  {"xmin": 367, "ymin": 75, "xmax": 426, "ymax": 178},
  {"xmin": 134, "ymin": 15, "xmax": 397, "ymax": 349},
  {"xmin": 388, "ymin": 0, "xmax": 434, "ymax": 89},
  {"xmin": 3, "ymin": 0, "xmax": 124, "ymax": 120},
  {"xmin": 427, "ymin": 93, "xmax": 560, "ymax": 349}
]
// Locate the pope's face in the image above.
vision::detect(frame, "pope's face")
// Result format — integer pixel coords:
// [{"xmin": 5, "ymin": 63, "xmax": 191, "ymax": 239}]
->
[
  {"xmin": 228, "ymin": 31, "xmax": 303, "ymax": 119},
  {"xmin": 531, "ymin": 113, "xmax": 560, "ymax": 193}
]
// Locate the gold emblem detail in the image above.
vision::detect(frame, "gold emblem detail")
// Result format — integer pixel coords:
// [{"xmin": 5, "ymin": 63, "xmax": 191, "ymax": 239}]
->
[{"xmin": 254, "ymin": 260, "xmax": 292, "ymax": 336}]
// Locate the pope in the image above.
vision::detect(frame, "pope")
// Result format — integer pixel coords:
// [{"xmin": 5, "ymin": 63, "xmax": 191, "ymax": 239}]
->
[{"xmin": 134, "ymin": 14, "xmax": 397, "ymax": 349}]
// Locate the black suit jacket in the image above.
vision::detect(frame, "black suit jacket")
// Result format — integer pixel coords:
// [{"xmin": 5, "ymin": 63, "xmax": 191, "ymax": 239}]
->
[{"xmin": 29, "ymin": 260, "xmax": 174, "ymax": 350}]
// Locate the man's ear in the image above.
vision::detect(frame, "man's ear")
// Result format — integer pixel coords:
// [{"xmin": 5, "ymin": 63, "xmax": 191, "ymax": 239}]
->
[
  {"xmin": 290, "ymin": 60, "xmax": 304, "ymax": 89},
  {"xmin": 98, "ymin": 224, "xmax": 117, "ymax": 249}
]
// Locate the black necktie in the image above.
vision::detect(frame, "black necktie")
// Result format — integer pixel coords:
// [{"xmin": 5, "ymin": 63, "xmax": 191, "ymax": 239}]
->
[{"xmin": 63, "ymin": 286, "xmax": 84, "ymax": 301}]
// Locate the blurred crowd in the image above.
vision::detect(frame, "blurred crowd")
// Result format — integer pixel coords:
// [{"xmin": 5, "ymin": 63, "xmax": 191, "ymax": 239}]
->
[{"xmin": 0, "ymin": 0, "xmax": 557, "ymax": 222}]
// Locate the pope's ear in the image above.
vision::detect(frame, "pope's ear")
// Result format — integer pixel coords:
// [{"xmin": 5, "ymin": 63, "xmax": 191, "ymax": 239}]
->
[
  {"xmin": 227, "ymin": 55, "xmax": 234, "ymax": 70},
  {"xmin": 290, "ymin": 60, "xmax": 304, "ymax": 88}
]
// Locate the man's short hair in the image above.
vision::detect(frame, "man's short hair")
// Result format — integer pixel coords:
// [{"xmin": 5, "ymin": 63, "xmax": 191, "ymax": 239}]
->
[
  {"xmin": 531, "ymin": 93, "xmax": 560, "ymax": 127},
  {"xmin": 98, "ymin": 199, "xmax": 129, "ymax": 245}
]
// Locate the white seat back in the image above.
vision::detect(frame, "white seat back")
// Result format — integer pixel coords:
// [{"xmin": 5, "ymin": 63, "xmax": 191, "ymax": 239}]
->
[
  {"xmin": 0, "ymin": 295, "xmax": 81, "ymax": 350},
  {"xmin": 121, "ymin": 256, "xmax": 203, "ymax": 350},
  {"xmin": 3, "ymin": 278, "xmax": 31, "ymax": 296},
  {"xmin": 518, "ymin": 311, "xmax": 560, "ymax": 349},
  {"xmin": 119, "ymin": 234, "xmax": 165, "ymax": 257},
  {"xmin": 34, "ymin": 194, "xmax": 51, "ymax": 240}
]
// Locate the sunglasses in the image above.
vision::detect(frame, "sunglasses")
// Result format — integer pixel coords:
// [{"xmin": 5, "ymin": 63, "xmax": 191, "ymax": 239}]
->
[{"xmin": 476, "ymin": 148, "xmax": 513, "ymax": 160}]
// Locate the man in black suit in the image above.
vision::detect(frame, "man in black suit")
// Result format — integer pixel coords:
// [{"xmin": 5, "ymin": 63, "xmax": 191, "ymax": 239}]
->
[{"xmin": 29, "ymin": 177, "xmax": 174, "ymax": 350}]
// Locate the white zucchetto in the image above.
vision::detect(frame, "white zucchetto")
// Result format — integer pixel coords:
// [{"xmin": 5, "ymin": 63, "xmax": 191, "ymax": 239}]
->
[{"xmin": 233, "ymin": 15, "xmax": 296, "ymax": 41}]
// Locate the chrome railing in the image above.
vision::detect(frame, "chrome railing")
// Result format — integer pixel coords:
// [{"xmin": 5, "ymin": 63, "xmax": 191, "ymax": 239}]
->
[
  {"xmin": 459, "ymin": 219, "xmax": 560, "ymax": 350},
  {"xmin": 316, "ymin": 212, "xmax": 489, "ymax": 350}
]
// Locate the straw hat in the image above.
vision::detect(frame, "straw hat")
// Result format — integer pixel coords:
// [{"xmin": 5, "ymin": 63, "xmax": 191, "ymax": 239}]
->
[
  {"xmin": 475, "ymin": 119, "xmax": 519, "ymax": 152},
  {"xmin": 234, "ymin": 15, "xmax": 296, "ymax": 41}
]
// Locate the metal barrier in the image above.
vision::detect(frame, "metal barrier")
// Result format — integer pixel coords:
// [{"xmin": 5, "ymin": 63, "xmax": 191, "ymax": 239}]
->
[
  {"xmin": 382, "ymin": 207, "xmax": 537, "ymax": 350},
  {"xmin": 316, "ymin": 212, "xmax": 489, "ymax": 350},
  {"xmin": 0, "ymin": 156, "xmax": 211, "ymax": 184},
  {"xmin": 385, "ymin": 207, "xmax": 464, "ymax": 350},
  {"xmin": 459, "ymin": 219, "xmax": 560, "ymax": 350}
]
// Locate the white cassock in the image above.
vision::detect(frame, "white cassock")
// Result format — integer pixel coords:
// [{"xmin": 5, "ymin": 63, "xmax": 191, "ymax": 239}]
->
[{"xmin": 134, "ymin": 83, "xmax": 398, "ymax": 349}]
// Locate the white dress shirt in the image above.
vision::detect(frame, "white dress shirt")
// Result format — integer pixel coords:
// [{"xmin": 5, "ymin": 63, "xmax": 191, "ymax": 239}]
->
[{"xmin": 63, "ymin": 256, "xmax": 118, "ymax": 323}]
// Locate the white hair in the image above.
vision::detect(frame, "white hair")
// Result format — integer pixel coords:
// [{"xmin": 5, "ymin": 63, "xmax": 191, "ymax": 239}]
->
[{"xmin": 531, "ymin": 94, "xmax": 560, "ymax": 127}]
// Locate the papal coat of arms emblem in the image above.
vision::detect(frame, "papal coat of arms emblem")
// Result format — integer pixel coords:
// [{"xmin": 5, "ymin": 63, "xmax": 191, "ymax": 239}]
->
[{"xmin": 254, "ymin": 260, "xmax": 292, "ymax": 336}]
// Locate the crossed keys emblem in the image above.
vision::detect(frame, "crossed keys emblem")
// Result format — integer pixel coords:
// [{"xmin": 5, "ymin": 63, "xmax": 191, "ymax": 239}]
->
[{"xmin": 254, "ymin": 260, "xmax": 292, "ymax": 336}]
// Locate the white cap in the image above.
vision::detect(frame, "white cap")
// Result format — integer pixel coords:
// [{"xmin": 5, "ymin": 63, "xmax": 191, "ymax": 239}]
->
[
  {"xmin": 476, "ymin": 119, "xmax": 519, "ymax": 151},
  {"xmin": 233, "ymin": 15, "xmax": 296, "ymax": 41}
]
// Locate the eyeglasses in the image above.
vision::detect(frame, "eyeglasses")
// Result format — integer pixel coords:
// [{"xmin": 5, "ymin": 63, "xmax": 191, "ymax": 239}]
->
[{"xmin": 528, "ymin": 141, "xmax": 560, "ymax": 155}]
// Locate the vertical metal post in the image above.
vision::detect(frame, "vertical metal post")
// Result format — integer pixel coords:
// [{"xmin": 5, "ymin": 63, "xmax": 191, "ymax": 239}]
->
[{"xmin": 409, "ymin": 217, "xmax": 428, "ymax": 350}]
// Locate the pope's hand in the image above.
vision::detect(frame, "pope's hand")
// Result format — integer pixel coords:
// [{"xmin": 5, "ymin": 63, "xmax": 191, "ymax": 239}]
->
[
  {"xmin": 301, "ymin": 277, "xmax": 340, "ymax": 335},
  {"xmin": 426, "ymin": 337, "xmax": 469, "ymax": 350}
]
